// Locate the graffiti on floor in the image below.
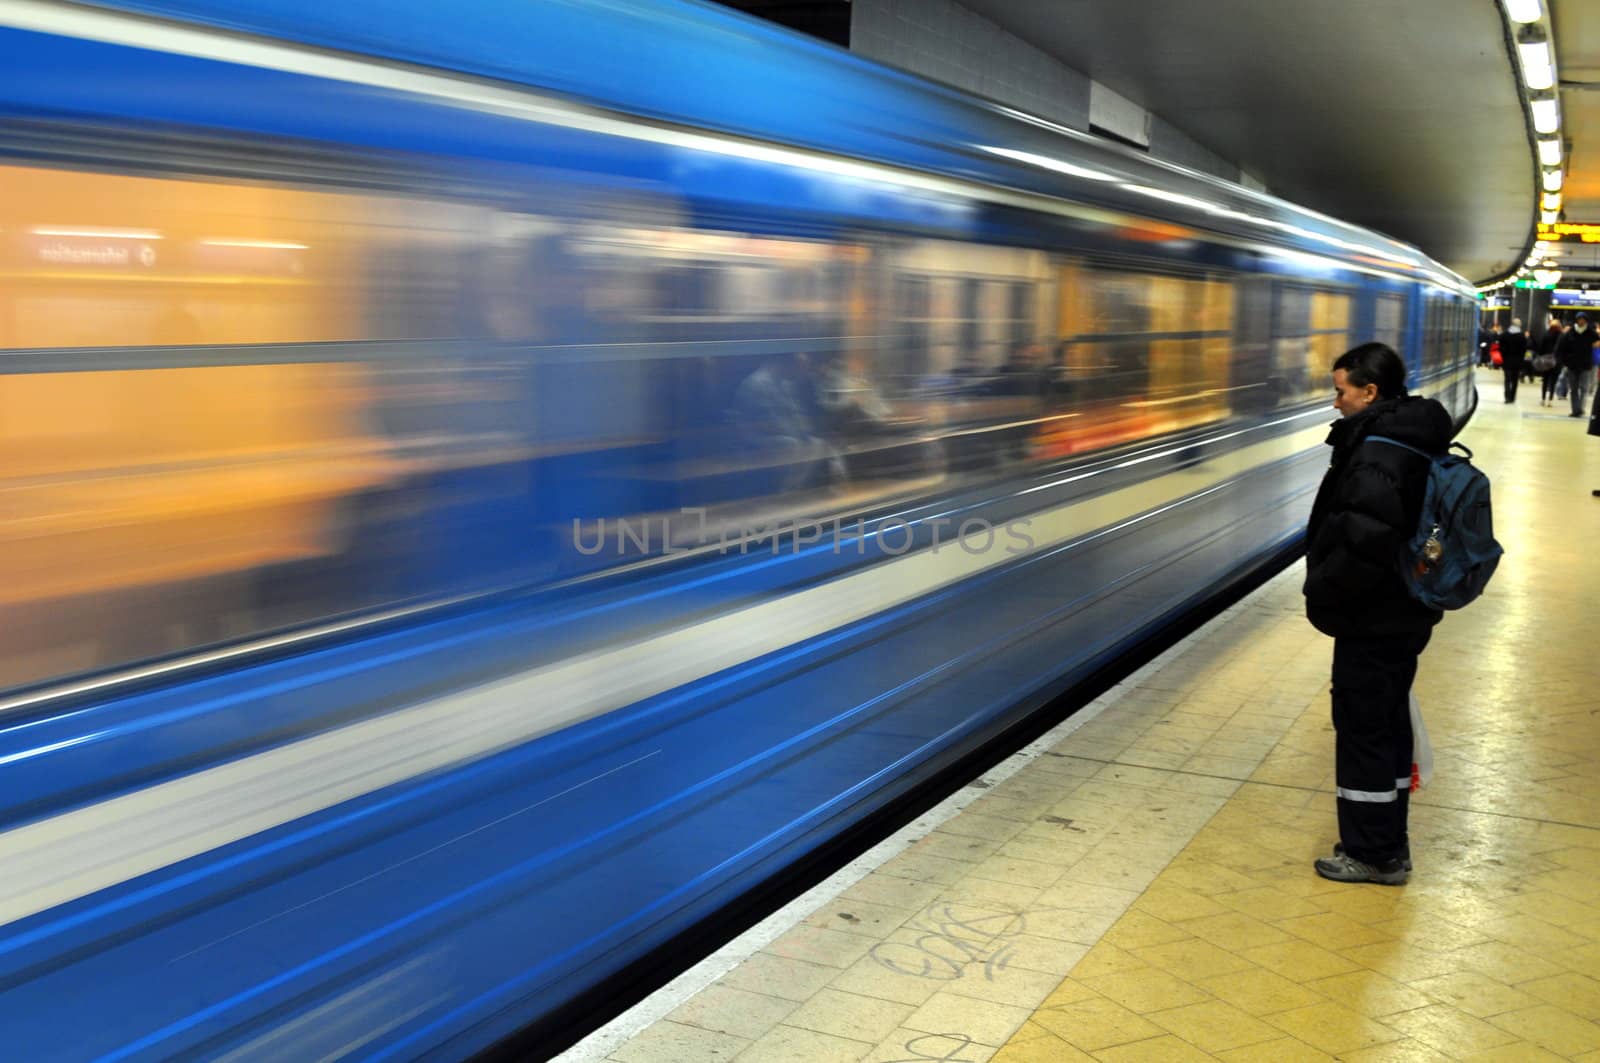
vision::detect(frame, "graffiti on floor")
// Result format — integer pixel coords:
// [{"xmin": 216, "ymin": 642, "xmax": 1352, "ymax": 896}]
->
[
  {"xmin": 876, "ymin": 1031, "xmax": 986, "ymax": 1062},
  {"xmin": 869, "ymin": 903, "xmax": 1024, "ymax": 981}
]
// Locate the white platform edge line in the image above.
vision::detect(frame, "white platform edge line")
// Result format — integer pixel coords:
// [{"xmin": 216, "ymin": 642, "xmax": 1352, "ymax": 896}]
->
[{"xmin": 551, "ymin": 565, "xmax": 1285, "ymax": 1062}]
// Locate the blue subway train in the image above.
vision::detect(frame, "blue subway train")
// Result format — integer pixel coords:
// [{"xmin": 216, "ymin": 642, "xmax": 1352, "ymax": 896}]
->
[{"xmin": 0, "ymin": 0, "xmax": 1478, "ymax": 1058}]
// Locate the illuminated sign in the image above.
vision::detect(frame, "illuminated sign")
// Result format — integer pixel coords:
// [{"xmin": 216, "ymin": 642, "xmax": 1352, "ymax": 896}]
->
[
  {"xmin": 1537, "ymin": 223, "xmax": 1600, "ymax": 243},
  {"xmin": 1514, "ymin": 278, "xmax": 1555, "ymax": 289}
]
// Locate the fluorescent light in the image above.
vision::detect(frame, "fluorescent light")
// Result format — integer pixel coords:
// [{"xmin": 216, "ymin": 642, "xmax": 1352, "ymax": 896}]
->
[
  {"xmin": 1531, "ymin": 97, "xmax": 1560, "ymax": 133},
  {"xmin": 1536, "ymin": 240, "xmax": 1550, "ymax": 250},
  {"xmin": 1504, "ymin": 0, "xmax": 1542, "ymax": 22},
  {"xmin": 1519, "ymin": 41, "xmax": 1554, "ymax": 89},
  {"xmin": 1539, "ymin": 138, "xmax": 1562, "ymax": 166},
  {"xmin": 980, "ymin": 146, "xmax": 1114, "ymax": 181},
  {"xmin": 1544, "ymin": 170, "xmax": 1564, "ymax": 192},
  {"xmin": 199, "ymin": 238, "xmax": 309, "ymax": 249},
  {"xmin": 1543, "ymin": 191, "xmax": 1563, "ymax": 210},
  {"xmin": 31, "ymin": 226, "xmax": 163, "ymax": 239},
  {"xmin": 1543, "ymin": 209, "xmax": 1560, "ymax": 223},
  {"xmin": 1535, "ymin": 269, "xmax": 1562, "ymax": 285}
]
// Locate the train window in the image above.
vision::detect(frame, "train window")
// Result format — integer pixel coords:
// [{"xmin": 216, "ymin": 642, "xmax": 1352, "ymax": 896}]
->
[
  {"xmin": 720, "ymin": 262, "xmax": 766, "ymax": 316},
  {"xmin": 895, "ymin": 276, "xmax": 932, "ymax": 383},
  {"xmin": 655, "ymin": 263, "xmax": 718, "ymax": 315},
  {"xmin": 1270, "ymin": 285, "xmax": 1310, "ymax": 400},
  {"xmin": 1140, "ymin": 274, "xmax": 1235, "ymax": 422},
  {"xmin": 1047, "ymin": 267, "xmax": 1233, "ymax": 433},
  {"xmin": 777, "ymin": 265, "xmax": 819, "ymax": 314},
  {"xmin": 1008, "ymin": 282, "xmax": 1033, "ymax": 348},
  {"xmin": 1427, "ymin": 301, "xmax": 1436, "ymax": 362},
  {"xmin": 1309, "ymin": 291, "xmax": 1351, "ymax": 392},
  {"xmin": 1375, "ymin": 294, "xmax": 1404, "ymax": 355},
  {"xmin": 2, "ymin": 165, "xmax": 374, "ymax": 349},
  {"xmin": 0, "ymin": 162, "xmax": 487, "ymax": 690},
  {"xmin": 1422, "ymin": 297, "xmax": 1445, "ymax": 374},
  {"xmin": 1270, "ymin": 284, "xmax": 1349, "ymax": 403},
  {"xmin": 1065, "ymin": 270, "xmax": 1152, "ymax": 404},
  {"xmin": 959, "ymin": 278, "xmax": 981, "ymax": 368}
]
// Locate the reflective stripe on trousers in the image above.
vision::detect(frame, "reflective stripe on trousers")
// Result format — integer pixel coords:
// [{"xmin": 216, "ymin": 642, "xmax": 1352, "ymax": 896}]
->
[
  {"xmin": 1331, "ymin": 633, "xmax": 1428, "ymax": 865},
  {"xmin": 1336, "ymin": 778, "xmax": 1413, "ymax": 803}
]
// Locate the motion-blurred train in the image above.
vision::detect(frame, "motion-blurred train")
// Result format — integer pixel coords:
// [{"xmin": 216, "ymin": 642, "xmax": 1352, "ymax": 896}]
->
[{"xmin": 0, "ymin": 0, "xmax": 1477, "ymax": 1058}]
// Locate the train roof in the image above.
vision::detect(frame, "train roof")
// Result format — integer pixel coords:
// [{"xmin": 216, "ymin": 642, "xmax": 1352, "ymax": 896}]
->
[{"xmin": 53, "ymin": 0, "xmax": 1471, "ymax": 294}]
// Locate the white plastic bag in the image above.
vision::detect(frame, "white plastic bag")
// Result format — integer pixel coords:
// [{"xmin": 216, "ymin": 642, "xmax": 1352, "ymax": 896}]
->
[{"xmin": 1409, "ymin": 690, "xmax": 1433, "ymax": 791}]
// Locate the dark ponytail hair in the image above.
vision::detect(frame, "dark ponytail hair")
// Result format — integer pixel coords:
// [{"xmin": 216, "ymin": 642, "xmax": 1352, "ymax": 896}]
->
[{"xmin": 1332, "ymin": 342, "xmax": 1408, "ymax": 399}]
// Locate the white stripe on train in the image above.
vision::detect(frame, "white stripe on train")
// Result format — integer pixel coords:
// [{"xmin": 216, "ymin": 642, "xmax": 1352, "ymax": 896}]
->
[{"xmin": 0, "ymin": 411, "xmax": 1331, "ymax": 927}]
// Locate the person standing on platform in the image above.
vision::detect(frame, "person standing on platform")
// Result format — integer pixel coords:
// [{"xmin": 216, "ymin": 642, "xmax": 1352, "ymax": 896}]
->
[
  {"xmin": 1478, "ymin": 320, "xmax": 1495, "ymax": 367},
  {"xmin": 1557, "ymin": 312, "xmax": 1596, "ymax": 418},
  {"xmin": 1499, "ymin": 318, "xmax": 1528, "ymax": 402},
  {"xmin": 1591, "ymin": 371, "xmax": 1600, "ymax": 499},
  {"xmin": 1303, "ymin": 343, "xmax": 1450, "ymax": 885},
  {"xmin": 1535, "ymin": 317, "xmax": 1562, "ymax": 407}
]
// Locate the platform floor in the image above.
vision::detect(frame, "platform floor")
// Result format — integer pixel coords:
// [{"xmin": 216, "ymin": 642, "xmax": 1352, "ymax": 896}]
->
[{"xmin": 569, "ymin": 372, "xmax": 1600, "ymax": 1063}]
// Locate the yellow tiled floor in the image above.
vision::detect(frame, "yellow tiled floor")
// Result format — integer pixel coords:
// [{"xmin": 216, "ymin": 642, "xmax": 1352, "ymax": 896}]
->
[{"xmin": 592, "ymin": 374, "xmax": 1600, "ymax": 1062}]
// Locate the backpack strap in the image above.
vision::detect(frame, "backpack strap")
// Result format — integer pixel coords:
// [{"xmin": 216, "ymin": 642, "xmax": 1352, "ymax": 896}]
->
[{"xmin": 1365, "ymin": 435, "xmax": 1433, "ymax": 460}]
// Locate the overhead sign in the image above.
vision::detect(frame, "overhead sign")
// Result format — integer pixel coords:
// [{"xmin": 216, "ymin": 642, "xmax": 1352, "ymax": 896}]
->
[
  {"xmin": 1514, "ymin": 278, "xmax": 1555, "ymax": 289},
  {"xmin": 1537, "ymin": 223, "xmax": 1600, "ymax": 243},
  {"xmin": 1551, "ymin": 289, "xmax": 1600, "ymax": 305}
]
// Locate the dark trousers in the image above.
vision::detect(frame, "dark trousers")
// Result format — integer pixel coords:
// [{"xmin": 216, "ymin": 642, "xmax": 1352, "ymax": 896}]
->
[
  {"xmin": 1542, "ymin": 368, "xmax": 1561, "ymax": 401},
  {"xmin": 1503, "ymin": 361, "xmax": 1523, "ymax": 401},
  {"xmin": 1331, "ymin": 632, "xmax": 1429, "ymax": 865}
]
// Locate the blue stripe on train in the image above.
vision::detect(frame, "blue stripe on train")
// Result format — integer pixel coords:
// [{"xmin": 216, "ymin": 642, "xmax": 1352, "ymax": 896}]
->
[{"xmin": 0, "ymin": 451, "xmax": 1319, "ymax": 1061}]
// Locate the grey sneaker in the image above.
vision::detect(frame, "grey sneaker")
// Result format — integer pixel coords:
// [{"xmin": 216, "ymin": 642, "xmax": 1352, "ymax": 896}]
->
[
  {"xmin": 1334, "ymin": 842, "xmax": 1411, "ymax": 872},
  {"xmin": 1315, "ymin": 852, "xmax": 1408, "ymax": 885}
]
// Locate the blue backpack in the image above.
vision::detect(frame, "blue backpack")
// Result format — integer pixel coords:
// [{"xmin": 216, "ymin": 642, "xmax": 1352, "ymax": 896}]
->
[{"xmin": 1367, "ymin": 436, "xmax": 1503, "ymax": 610}]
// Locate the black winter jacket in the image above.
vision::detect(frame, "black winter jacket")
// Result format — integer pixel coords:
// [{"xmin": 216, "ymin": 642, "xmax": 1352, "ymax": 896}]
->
[
  {"xmin": 1556, "ymin": 324, "xmax": 1596, "ymax": 374},
  {"xmin": 1303, "ymin": 395, "xmax": 1453, "ymax": 639},
  {"xmin": 1538, "ymin": 327, "xmax": 1562, "ymax": 360},
  {"xmin": 1499, "ymin": 329, "xmax": 1528, "ymax": 363}
]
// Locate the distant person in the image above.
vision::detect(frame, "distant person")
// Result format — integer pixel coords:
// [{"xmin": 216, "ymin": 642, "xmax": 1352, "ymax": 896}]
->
[
  {"xmin": 1592, "ymin": 377, "xmax": 1600, "ymax": 499},
  {"xmin": 1499, "ymin": 318, "xmax": 1528, "ymax": 403},
  {"xmin": 1535, "ymin": 318, "xmax": 1562, "ymax": 407},
  {"xmin": 1556, "ymin": 312, "xmax": 1596, "ymax": 418},
  {"xmin": 1478, "ymin": 320, "xmax": 1495, "ymax": 367},
  {"xmin": 1304, "ymin": 342, "xmax": 1451, "ymax": 885}
]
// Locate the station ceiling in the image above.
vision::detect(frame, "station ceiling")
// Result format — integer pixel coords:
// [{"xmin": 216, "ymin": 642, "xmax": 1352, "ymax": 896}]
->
[
  {"xmin": 962, "ymin": 0, "xmax": 1539, "ymax": 285},
  {"xmin": 1552, "ymin": 0, "xmax": 1600, "ymax": 280}
]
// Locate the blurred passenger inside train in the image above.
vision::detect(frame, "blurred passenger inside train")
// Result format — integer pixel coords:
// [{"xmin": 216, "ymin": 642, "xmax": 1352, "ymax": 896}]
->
[
  {"xmin": 815, "ymin": 352, "xmax": 935, "ymax": 481},
  {"xmin": 817, "ymin": 351, "xmax": 896, "ymax": 438},
  {"xmin": 730, "ymin": 351, "xmax": 842, "ymax": 490}
]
